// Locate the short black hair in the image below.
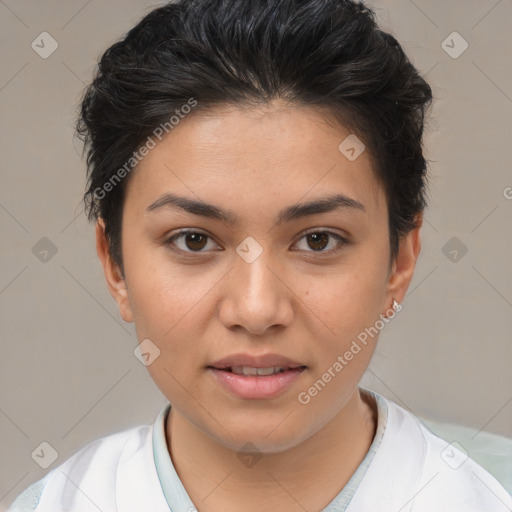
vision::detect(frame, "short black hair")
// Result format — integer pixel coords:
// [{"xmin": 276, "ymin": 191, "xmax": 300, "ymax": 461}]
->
[{"xmin": 77, "ymin": 0, "xmax": 433, "ymax": 275}]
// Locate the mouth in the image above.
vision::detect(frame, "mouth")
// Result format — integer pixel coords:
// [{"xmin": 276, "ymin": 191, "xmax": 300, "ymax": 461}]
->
[
  {"xmin": 208, "ymin": 352, "xmax": 307, "ymax": 372},
  {"xmin": 206, "ymin": 354, "xmax": 307, "ymax": 399},
  {"xmin": 209, "ymin": 365, "xmax": 307, "ymax": 376}
]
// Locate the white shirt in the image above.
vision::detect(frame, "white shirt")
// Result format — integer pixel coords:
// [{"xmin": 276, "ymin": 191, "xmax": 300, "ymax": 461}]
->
[{"xmin": 7, "ymin": 389, "xmax": 512, "ymax": 511}]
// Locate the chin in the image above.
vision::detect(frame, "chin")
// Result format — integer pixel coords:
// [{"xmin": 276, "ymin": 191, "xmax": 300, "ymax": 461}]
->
[{"xmin": 205, "ymin": 412, "xmax": 313, "ymax": 454}]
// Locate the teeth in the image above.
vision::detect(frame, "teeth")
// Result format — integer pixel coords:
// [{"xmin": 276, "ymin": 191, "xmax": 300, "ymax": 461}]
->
[{"xmin": 230, "ymin": 366, "xmax": 287, "ymax": 376}]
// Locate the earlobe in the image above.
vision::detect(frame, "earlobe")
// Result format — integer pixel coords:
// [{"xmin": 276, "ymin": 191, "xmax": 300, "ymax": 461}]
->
[
  {"xmin": 95, "ymin": 219, "xmax": 134, "ymax": 323},
  {"xmin": 384, "ymin": 213, "xmax": 423, "ymax": 310}
]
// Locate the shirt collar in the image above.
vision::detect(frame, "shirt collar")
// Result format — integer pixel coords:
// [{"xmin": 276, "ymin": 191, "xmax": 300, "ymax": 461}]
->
[{"xmin": 152, "ymin": 402, "xmax": 196, "ymax": 512}]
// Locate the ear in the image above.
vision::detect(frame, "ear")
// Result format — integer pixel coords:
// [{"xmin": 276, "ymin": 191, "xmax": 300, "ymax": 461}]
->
[
  {"xmin": 95, "ymin": 218, "xmax": 134, "ymax": 323},
  {"xmin": 384, "ymin": 213, "xmax": 423, "ymax": 311}
]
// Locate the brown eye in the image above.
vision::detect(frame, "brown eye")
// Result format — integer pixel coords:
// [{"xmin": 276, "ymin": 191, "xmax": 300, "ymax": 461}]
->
[
  {"xmin": 294, "ymin": 230, "xmax": 348, "ymax": 254},
  {"xmin": 166, "ymin": 231, "xmax": 219, "ymax": 253},
  {"xmin": 306, "ymin": 232, "xmax": 329, "ymax": 251},
  {"xmin": 183, "ymin": 233, "xmax": 208, "ymax": 251}
]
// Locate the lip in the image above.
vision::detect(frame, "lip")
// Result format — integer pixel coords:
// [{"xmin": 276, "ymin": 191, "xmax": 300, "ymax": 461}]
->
[
  {"xmin": 208, "ymin": 352, "xmax": 305, "ymax": 370},
  {"xmin": 207, "ymin": 352, "xmax": 307, "ymax": 400},
  {"xmin": 208, "ymin": 367, "xmax": 306, "ymax": 399}
]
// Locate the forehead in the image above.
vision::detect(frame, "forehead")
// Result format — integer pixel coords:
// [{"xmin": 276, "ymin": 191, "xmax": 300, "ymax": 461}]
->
[{"xmin": 124, "ymin": 100, "xmax": 385, "ymax": 220}]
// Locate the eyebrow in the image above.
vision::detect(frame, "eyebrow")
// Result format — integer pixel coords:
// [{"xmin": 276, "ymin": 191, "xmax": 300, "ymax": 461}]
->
[{"xmin": 145, "ymin": 192, "xmax": 365, "ymax": 225}]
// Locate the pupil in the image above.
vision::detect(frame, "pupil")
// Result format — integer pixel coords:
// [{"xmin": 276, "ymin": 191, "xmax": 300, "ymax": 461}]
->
[
  {"xmin": 186, "ymin": 233, "xmax": 207, "ymax": 251},
  {"xmin": 308, "ymin": 233, "xmax": 328, "ymax": 251}
]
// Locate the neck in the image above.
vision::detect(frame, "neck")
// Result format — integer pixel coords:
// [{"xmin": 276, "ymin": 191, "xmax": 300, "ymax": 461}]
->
[{"xmin": 166, "ymin": 388, "xmax": 377, "ymax": 512}]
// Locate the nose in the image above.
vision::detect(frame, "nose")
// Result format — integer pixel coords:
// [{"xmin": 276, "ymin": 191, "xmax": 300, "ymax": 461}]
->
[{"xmin": 218, "ymin": 252, "xmax": 294, "ymax": 336}]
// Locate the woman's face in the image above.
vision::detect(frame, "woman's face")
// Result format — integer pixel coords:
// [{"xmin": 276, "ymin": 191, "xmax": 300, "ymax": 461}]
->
[{"xmin": 97, "ymin": 99, "xmax": 420, "ymax": 452}]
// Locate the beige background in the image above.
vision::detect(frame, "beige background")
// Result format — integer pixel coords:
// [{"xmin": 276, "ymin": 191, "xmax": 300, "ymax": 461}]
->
[{"xmin": 1, "ymin": 0, "xmax": 511, "ymax": 508}]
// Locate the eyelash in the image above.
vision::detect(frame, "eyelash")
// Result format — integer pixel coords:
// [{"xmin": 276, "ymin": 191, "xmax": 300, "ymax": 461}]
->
[{"xmin": 164, "ymin": 229, "xmax": 349, "ymax": 256}]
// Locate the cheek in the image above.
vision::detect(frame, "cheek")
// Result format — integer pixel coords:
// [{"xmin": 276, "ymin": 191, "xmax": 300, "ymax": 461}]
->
[
  {"xmin": 127, "ymin": 262, "xmax": 214, "ymax": 398},
  {"xmin": 299, "ymin": 257, "xmax": 388, "ymax": 340},
  {"xmin": 292, "ymin": 262, "xmax": 387, "ymax": 415},
  {"xmin": 125, "ymin": 245, "xmax": 212, "ymax": 333},
  {"xmin": 124, "ymin": 251, "xmax": 228, "ymax": 378}
]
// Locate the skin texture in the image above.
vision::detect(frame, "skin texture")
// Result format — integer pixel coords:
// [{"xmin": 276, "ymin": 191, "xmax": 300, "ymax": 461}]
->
[{"xmin": 96, "ymin": 98, "xmax": 422, "ymax": 512}]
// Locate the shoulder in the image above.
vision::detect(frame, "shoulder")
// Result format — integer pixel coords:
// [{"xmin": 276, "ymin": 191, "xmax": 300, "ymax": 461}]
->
[
  {"xmin": 7, "ymin": 424, "xmax": 152, "ymax": 512},
  {"xmin": 348, "ymin": 392, "xmax": 512, "ymax": 512},
  {"xmin": 387, "ymin": 397, "xmax": 512, "ymax": 511}
]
